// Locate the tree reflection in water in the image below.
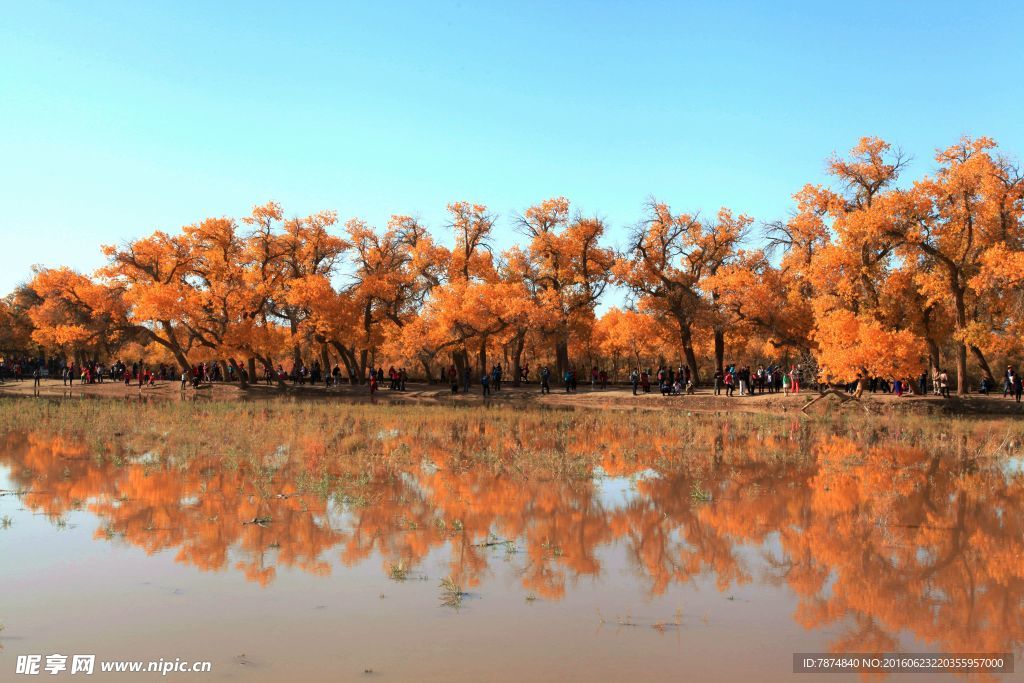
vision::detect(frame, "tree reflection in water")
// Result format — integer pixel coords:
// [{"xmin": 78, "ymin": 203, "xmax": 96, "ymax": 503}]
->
[{"xmin": 2, "ymin": 408, "xmax": 1022, "ymax": 659}]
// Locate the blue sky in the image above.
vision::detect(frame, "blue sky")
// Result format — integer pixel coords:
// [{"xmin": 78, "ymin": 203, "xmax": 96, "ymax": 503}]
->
[{"xmin": 1, "ymin": 1, "xmax": 1022, "ymax": 298}]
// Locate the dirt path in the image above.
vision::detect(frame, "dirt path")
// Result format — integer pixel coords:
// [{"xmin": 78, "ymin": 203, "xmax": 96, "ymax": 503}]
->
[{"xmin": 2, "ymin": 378, "xmax": 1022, "ymax": 416}]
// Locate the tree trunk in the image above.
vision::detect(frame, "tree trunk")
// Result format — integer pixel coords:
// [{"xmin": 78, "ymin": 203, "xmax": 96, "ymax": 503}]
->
[
  {"xmin": 290, "ymin": 319, "xmax": 302, "ymax": 369},
  {"xmin": 453, "ymin": 348, "xmax": 469, "ymax": 384},
  {"xmin": 511, "ymin": 331, "xmax": 525, "ymax": 387},
  {"xmin": 257, "ymin": 356, "xmax": 285, "ymax": 388},
  {"xmin": 955, "ymin": 343, "xmax": 968, "ymax": 395},
  {"xmin": 359, "ymin": 348, "xmax": 369, "ymax": 384},
  {"xmin": 419, "ymin": 356, "xmax": 433, "ymax": 383},
  {"xmin": 330, "ymin": 342, "xmax": 359, "ymax": 384},
  {"xmin": 156, "ymin": 321, "xmax": 193, "ymax": 377},
  {"xmin": 713, "ymin": 326, "xmax": 725, "ymax": 376},
  {"xmin": 228, "ymin": 358, "xmax": 249, "ymax": 389},
  {"xmin": 948, "ymin": 266, "xmax": 969, "ymax": 395},
  {"xmin": 247, "ymin": 357, "xmax": 257, "ymax": 385},
  {"xmin": 926, "ymin": 338, "xmax": 940, "ymax": 376},
  {"xmin": 319, "ymin": 343, "xmax": 331, "ymax": 382},
  {"xmin": 478, "ymin": 337, "xmax": 488, "ymax": 378},
  {"xmin": 677, "ymin": 319, "xmax": 700, "ymax": 385},
  {"xmin": 555, "ymin": 337, "xmax": 570, "ymax": 377},
  {"xmin": 970, "ymin": 344, "xmax": 994, "ymax": 384}
]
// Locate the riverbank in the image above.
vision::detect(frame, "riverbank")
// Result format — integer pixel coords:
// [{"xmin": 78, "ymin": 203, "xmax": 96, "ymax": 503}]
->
[{"xmin": 2, "ymin": 377, "xmax": 1022, "ymax": 416}]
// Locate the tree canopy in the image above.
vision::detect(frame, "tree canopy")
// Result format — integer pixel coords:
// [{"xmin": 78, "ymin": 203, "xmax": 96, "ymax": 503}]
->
[{"xmin": 8, "ymin": 135, "xmax": 1023, "ymax": 393}]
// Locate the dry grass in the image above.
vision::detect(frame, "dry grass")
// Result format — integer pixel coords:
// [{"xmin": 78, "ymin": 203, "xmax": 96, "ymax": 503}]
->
[{"xmin": 438, "ymin": 576, "xmax": 466, "ymax": 608}]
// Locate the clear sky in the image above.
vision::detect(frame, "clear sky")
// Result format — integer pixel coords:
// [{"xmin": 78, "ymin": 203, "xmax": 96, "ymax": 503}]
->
[{"xmin": 1, "ymin": 1, "xmax": 1022, "ymax": 298}]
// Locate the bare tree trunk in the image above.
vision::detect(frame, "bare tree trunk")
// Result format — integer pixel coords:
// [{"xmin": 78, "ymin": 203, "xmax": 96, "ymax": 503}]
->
[
  {"xmin": 257, "ymin": 355, "xmax": 285, "ymax": 388},
  {"xmin": 926, "ymin": 338, "xmax": 940, "ymax": 376},
  {"xmin": 228, "ymin": 358, "xmax": 249, "ymax": 389},
  {"xmin": 955, "ymin": 343, "xmax": 968, "ymax": 395},
  {"xmin": 511, "ymin": 331, "xmax": 526, "ymax": 387},
  {"xmin": 319, "ymin": 343, "xmax": 331, "ymax": 383},
  {"xmin": 677, "ymin": 319, "xmax": 700, "ymax": 385},
  {"xmin": 713, "ymin": 327, "xmax": 725, "ymax": 376},
  {"xmin": 155, "ymin": 321, "xmax": 193, "ymax": 377},
  {"xmin": 970, "ymin": 344, "xmax": 994, "ymax": 385},
  {"xmin": 554, "ymin": 337, "xmax": 570, "ymax": 377},
  {"xmin": 290, "ymin": 319, "xmax": 302, "ymax": 369},
  {"xmin": 949, "ymin": 269, "xmax": 969, "ymax": 395},
  {"xmin": 419, "ymin": 357, "xmax": 433, "ymax": 383},
  {"xmin": 453, "ymin": 348, "xmax": 469, "ymax": 384},
  {"xmin": 330, "ymin": 342, "xmax": 359, "ymax": 384},
  {"xmin": 359, "ymin": 348, "xmax": 369, "ymax": 384}
]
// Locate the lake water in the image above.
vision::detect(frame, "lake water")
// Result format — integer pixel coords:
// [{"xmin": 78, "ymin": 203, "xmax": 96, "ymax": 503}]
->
[{"xmin": 0, "ymin": 403, "xmax": 1021, "ymax": 681}]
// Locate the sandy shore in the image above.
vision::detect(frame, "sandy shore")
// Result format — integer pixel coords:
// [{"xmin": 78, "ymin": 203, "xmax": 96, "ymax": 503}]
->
[{"xmin": 2, "ymin": 377, "xmax": 1022, "ymax": 416}]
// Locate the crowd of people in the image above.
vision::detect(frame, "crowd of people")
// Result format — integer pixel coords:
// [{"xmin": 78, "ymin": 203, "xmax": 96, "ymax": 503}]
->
[
  {"xmin": 3, "ymin": 352, "xmax": 1024, "ymax": 403},
  {"xmin": 621, "ymin": 364, "xmax": 800, "ymax": 397}
]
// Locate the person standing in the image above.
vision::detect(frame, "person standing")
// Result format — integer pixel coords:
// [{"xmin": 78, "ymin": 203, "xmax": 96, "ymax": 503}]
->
[
  {"xmin": 1014, "ymin": 371, "xmax": 1023, "ymax": 403},
  {"xmin": 630, "ymin": 368, "xmax": 639, "ymax": 396},
  {"xmin": 939, "ymin": 369, "xmax": 950, "ymax": 398},
  {"xmin": 713, "ymin": 368, "xmax": 722, "ymax": 396},
  {"xmin": 540, "ymin": 366, "xmax": 551, "ymax": 394},
  {"xmin": 32, "ymin": 365, "xmax": 41, "ymax": 389},
  {"xmin": 481, "ymin": 372, "xmax": 490, "ymax": 396}
]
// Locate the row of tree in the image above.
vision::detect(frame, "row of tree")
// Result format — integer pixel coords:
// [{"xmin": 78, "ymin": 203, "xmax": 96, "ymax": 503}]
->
[{"xmin": 1, "ymin": 136, "xmax": 1022, "ymax": 393}]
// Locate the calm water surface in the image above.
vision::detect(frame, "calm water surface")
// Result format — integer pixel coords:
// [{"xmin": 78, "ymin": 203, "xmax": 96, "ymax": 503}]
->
[{"xmin": 0, "ymin": 404, "xmax": 1021, "ymax": 681}]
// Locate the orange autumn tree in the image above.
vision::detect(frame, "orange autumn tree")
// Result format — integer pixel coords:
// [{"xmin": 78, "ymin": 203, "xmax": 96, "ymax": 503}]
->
[
  {"xmin": 0, "ymin": 290, "xmax": 35, "ymax": 355},
  {"xmin": 10, "ymin": 135, "xmax": 1024, "ymax": 387},
  {"xmin": 615, "ymin": 202, "xmax": 748, "ymax": 383},
  {"xmin": 98, "ymin": 230, "xmax": 201, "ymax": 373},
  {"xmin": 887, "ymin": 137, "xmax": 1024, "ymax": 392},
  {"xmin": 705, "ymin": 249, "xmax": 813, "ymax": 355},
  {"xmin": 27, "ymin": 267, "xmax": 132, "ymax": 363},
  {"xmin": 338, "ymin": 215, "xmax": 447, "ymax": 381},
  {"xmin": 800, "ymin": 138, "xmax": 926, "ymax": 382},
  {"xmin": 176, "ymin": 215, "xmax": 290, "ymax": 386},
  {"xmin": 264, "ymin": 209, "xmax": 347, "ymax": 368},
  {"xmin": 398, "ymin": 201, "xmax": 531, "ymax": 378},
  {"xmin": 592, "ymin": 307, "xmax": 668, "ymax": 376},
  {"xmin": 513, "ymin": 197, "xmax": 615, "ymax": 374}
]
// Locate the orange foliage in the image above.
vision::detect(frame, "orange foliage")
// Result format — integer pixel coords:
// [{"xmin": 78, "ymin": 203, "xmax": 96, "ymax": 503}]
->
[{"xmin": 9, "ymin": 135, "xmax": 1024, "ymax": 388}]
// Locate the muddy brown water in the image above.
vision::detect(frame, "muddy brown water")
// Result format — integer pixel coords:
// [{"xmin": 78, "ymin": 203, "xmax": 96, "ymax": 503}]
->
[{"xmin": 0, "ymin": 406, "xmax": 1022, "ymax": 681}]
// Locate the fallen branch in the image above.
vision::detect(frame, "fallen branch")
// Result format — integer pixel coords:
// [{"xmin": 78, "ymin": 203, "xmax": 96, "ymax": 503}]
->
[{"xmin": 801, "ymin": 388, "xmax": 872, "ymax": 415}]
